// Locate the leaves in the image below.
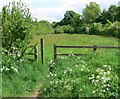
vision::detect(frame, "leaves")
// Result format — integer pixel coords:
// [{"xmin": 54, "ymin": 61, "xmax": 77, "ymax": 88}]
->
[{"xmin": 2, "ymin": 0, "xmax": 33, "ymax": 58}]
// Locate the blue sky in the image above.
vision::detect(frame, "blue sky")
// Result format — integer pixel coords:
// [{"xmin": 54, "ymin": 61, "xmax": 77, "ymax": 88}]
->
[{"xmin": 0, "ymin": 0, "xmax": 119, "ymax": 22}]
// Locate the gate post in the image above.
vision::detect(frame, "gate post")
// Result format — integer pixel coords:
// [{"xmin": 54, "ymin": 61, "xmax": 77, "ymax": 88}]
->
[
  {"xmin": 93, "ymin": 45, "xmax": 97, "ymax": 52},
  {"xmin": 34, "ymin": 44, "xmax": 38, "ymax": 61},
  {"xmin": 41, "ymin": 38, "xmax": 44, "ymax": 64},
  {"xmin": 54, "ymin": 45, "xmax": 57, "ymax": 63}
]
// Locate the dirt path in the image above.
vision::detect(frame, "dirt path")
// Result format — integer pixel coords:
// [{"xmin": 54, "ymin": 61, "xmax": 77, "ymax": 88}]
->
[
  {"xmin": 24, "ymin": 84, "xmax": 41, "ymax": 98},
  {"xmin": 29, "ymin": 89, "xmax": 39, "ymax": 98}
]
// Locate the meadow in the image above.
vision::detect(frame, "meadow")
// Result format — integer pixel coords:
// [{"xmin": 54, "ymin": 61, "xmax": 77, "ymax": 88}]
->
[
  {"xmin": 2, "ymin": 34, "xmax": 119, "ymax": 97},
  {"xmin": 1, "ymin": 0, "xmax": 119, "ymax": 97},
  {"xmin": 31, "ymin": 34, "xmax": 118, "ymax": 63}
]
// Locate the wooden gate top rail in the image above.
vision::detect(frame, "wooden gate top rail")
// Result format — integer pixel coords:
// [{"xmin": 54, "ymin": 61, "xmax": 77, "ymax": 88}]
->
[
  {"xmin": 56, "ymin": 53, "xmax": 87, "ymax": 56},
  {"xmin": 55, "ymin": 45, "xmax": 120, "ymax": 49}
]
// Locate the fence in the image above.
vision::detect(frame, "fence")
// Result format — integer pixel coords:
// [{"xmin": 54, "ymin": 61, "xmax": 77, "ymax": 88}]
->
[
  {"xmin": 25, "ymin": 44, "xmax": 38, "ymax": 61},
  {"xmin": 25, "ymin": 38, "xmax": 44, "ymax": 64},
  {"xmin": 54, "ymin": 45, "xmax": 120, "ymax": 62}
]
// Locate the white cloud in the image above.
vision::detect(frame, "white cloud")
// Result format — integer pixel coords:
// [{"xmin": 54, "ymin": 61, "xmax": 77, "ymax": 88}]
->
[
  {"xmin": 0, "ymin": 0, "xmax": 119, "ymax": 22},
  {"xmin": 31, "ymin": 7, "xmax": 65, "ymax": 22}
]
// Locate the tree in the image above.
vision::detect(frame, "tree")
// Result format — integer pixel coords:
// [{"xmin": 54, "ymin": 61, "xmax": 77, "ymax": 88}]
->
[
  {"xmin": 94, "ymin": 9, "xmax": 109, "ymax": 24},
  {"xmin": 82, "ymin": 2, "xmax": 101, "ymax": 23},
  {"xmin": 59, "ymin": 10, "xmax": 81, "ymax": 26},
  {"xmin": 31, "ymin": 20, "xmax": 54, "ymax": 35},
  {"xmin": 116, "ymin": 6, "xmax": 120, "ymax": 21},
  {"xmin": 2, "ymin": 0, "xmax": 33, "ymax": 58},
  {"xmin": 94, "ymin": 5, "xmax": 119, "ymax": 24},
  {"xmin": 107, "ymin": 5, "xmax": 117, "ymax": 22}
]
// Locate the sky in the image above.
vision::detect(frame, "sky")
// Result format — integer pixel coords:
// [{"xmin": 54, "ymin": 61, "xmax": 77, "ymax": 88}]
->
[{"xmin": 0, "ymin": 0, "xmax": 119, "ymax": 22}]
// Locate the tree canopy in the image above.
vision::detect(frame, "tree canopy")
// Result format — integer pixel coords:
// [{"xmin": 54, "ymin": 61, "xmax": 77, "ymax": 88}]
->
[{"xmin": 82, "ymin": 2, "xmax": 101, "ymax": 23}]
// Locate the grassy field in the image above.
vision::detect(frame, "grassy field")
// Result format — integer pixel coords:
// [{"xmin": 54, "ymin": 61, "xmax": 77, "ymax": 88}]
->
[{"xmin": 30, "ymin": 34, "xmax": 118, "ymax": 63}]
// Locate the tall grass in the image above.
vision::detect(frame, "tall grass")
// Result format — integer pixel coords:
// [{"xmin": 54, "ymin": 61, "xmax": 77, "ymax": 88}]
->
[{"xmin": 2, "ymin": 54, "xmax": 48, "ymax": 97}]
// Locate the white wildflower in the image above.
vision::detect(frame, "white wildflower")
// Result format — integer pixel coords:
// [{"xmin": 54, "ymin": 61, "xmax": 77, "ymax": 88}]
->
[
  {"xmin": 103, "ymin": 90, "xmax": 105, "ymax": 92},
  {"xmin": 80, "ymin": 89, "xmax": 83, "ymax": 92},
  {"xmin": 96, "ymin": 68, "xmax": 101, "ymax": 72},
  {"xmin": 54, "ymin": 74, "xmax": 57, "ymax": 76},
  {"xmin": 95, "ymin": 80, "xmax": 99, "ymax": 83},
  {"xmin": 50, "ymin": 81, "xmax": 53, "ymax": 84},
  {"xmin": 81, "ymin": 68, "xmax": 84, "ymax": 71},
  {"xmin": 92, "ymin": 90, "xmax": 96, "ymax": 94},
  {"xmin": 11, "ymin": 66, "xmax": 18, "ymax": 74},
  {"xmin": 107, "ymin": 71, "xmax": 110, "ymax": 74},
  {"xmin": 106, "ymin": 88, "xmax": 109, "ymax": 91},
  {"xmin": 64, "ymin": 70, "xmax": 67, "ymax": 74},
  {"xmin": 92, "ymin": 80, "xmax": 95, "ymax": 83},
  {"xmin": 96, "ymin": 76, "xmax": 100, "ymax": 79},
  {"xmin": 1, "ymin": 66, "xmax": 5, "ymax": 72},
  {"xmin": 104, "ymin": 72, "xmax": 107, "ymax": 75},
  {"xmin": 103, "ymin": 65, "xmax": 107, "ymax": 68},
  {"xmin": 69, "ymin": 69, "xmax": 72, "ymax": 72},
  {"xmin": 47, "ymin": 75, "xmax": 50, "ymax": 78},
  {"xmin": 75, "ymin": 65, "xmax": 78, "ymax": 67}
]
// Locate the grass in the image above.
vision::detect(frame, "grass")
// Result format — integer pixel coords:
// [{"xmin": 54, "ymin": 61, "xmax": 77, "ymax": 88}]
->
[
  {"xmin": 2, "ymin": 34, "xmax": 119, "ymax": 97},
  {"xmin": 30, "ymin": 34, "xmax": 118, "ymax": 63}
]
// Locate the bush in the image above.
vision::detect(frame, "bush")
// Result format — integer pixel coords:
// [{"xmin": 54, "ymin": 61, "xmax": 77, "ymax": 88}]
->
[
  {"xmin": 31, "ymin": 20, "xmax": 55, "ymax": 35},
  {"xmin": 89, "ymin": 22, "xmax": 103, "ymax": 35},
  {"xmin": 54, "ymin": 26, "xmax": 64, "ymax": 34},
  {"xmin": 54, "ymin": 25, "xmax": 74, "ymax": 34},
  {"xmin": 103, "ymin": 21, "xmax": 120, "ymax": 38},
  {"xmin": 2, "ymin": 1, "xmax": 33, "ymax": 58}
]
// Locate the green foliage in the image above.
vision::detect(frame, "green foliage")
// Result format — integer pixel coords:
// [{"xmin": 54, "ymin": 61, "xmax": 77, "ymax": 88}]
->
[
  {"xmin": 54, "ymin": 25, "xmax": 64, "ymax": 34},
  {"xmin": 2, "ymin": 51, "xmax": 46, "ymax": 96},
  {"xmin": 31, "ymin": 20, "xmax": 54, "ymax": 35},
  {"xmin": 59, "ymin": 10, "xmax": 81, "ymax": 26},
  {"xmin": 94, "ymin": 5, "xmax": 120, "ymax": 24},
  {"xmin": 83, "ymin": 2, "xmax": 101, "ymax": 23},
  {"xmin": 40, "ymin": 51, "xmax": 119, "ymax": 97},
  {"xmin": 2, "ymin": 1, "xmax": 33, "ymax": 58},
  {"xmin": 54, "ymin": 25, "xmax": 74, "ymax": 34},
  {"xmin": 103, "ymin": 21, "xmax": 120, "ymax": 38},
  {"xmin": 107, "ymin": 5, "xmax": 118, "ymax": 22},
  {"xmin": 89, "ymin": 22, "xmax": 103, "ymax": 35}
]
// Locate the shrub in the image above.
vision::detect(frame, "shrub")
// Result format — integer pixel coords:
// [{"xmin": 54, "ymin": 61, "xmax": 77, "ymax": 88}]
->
[
  {"xmin": 31, "ymin": 20, "xmax": 55, "ymax": 35},
  {"xmin": 54, "ymin": 26, "xmax": 64, "ymax": 34},
  {"xmin": 103, "ymin": 21, "xmax": 120, "ymax": 38},
  {"xmin": 2, "ymin": 1, "xmax": 33, "ymax": 58},
  {"xmin": 89, "ymin": 22, "xmax": 103, "ymax": 35}
]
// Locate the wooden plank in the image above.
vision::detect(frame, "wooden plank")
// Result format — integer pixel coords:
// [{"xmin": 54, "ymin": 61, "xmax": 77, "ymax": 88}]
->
[
  {"xmin": 25, "ymin": 53, "xmax": 34, "ymax": 55},
  {"xmin": 56, "ymin": 45, "xmax": 120, "ymax": 49},
  {"xmin": 56, "ymin": 53, "xmax": 87, "ymax": 56},
  {"xmin": 97, "ymin": 46, "xmax": 120, "ymax": 48}
]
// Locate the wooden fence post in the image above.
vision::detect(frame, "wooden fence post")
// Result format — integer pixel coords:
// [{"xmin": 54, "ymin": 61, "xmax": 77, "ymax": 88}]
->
[
  {"xmin": 41, "ymin": 38, "xmax": 44, "ymax": 64},
  {"xmin": 34, "ymin": 44, "xmax": 38, "ymax": 61},
  {"xmin": 93, "ymin": 45, "xmax": 97, "ymax": 52},
  {"xmin": 54, "ymin": 45, "xmax": 57, "ymax": 63}
]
